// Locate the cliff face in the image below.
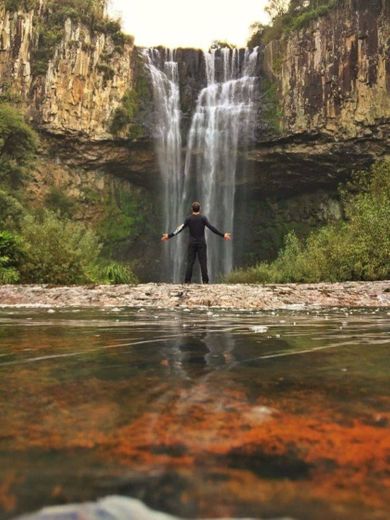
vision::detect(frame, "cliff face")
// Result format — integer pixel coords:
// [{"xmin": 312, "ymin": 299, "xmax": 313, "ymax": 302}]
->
[
  {"xmin": 263, "ymin": 0, "xmax": 389, "ymax": 141},
  {"xmin": 0, "ymin": 0, "xmax": 134, "ymax": 138}
]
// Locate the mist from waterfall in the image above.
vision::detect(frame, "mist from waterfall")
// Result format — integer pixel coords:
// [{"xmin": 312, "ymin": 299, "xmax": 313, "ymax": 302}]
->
[{"xmin": 145, "ymin": 47, "xmax": 259, "ymax": 282}]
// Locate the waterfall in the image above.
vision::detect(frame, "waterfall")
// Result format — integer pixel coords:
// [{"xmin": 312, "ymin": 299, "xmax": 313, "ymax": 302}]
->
[
  {"xmin": 183, "ymin": 47, "xmax": 259, "ymax": 280},
  {"xmin": 145, "ymin": 47, "xmax": 259, "ymax": 282},
  {"xmin": 143, "ymin": 48, "xmax": 183, "ymax": 280}
]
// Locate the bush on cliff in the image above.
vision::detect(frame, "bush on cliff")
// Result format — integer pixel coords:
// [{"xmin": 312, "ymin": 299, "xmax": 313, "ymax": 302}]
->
[
  {"xmin": 0, "ymin": 104, "xmax": 38, "ymax": 188},
  {"xmin": 248, "ymin": 0, "xmax": 341, "ymax": 46},
  {"xmin": 4, "ymin": 0, "xmax": 39, "ymax": 11},
  {"xmin": 31, "ymin": 0, "xmax": 134, "ymax": 77},
  {"xmin": 226, "ymin": 161, "xmax": 390, "ymax": 283}
]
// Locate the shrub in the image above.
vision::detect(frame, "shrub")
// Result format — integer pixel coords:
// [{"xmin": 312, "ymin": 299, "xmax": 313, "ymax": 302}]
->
[
  {"xmin": 4, "ymin": 0, "xmax": 39, "ymax": 11},
  {"xmin": 19, "ymin": 210, "xmax": 102, "ymax": 284},
  {"xmin": 110, "ymin": 89, "xmax": 139, "ymax": 135},
  {"xmin": 90, "ymin": 262, "xmax": 138, "ymax": 284},
  {"xmin": 0, "ymin": 104, "xmax": 38, "ymax": 187},
  {"xmin": 226, "ymin": 161, "xmax": 390, "ymax": 283},
  {"xmin": 44, "ymin": 187, "xmax": 76, "ymax": 217},
  {"xmin": 248, "ymin": 0, "xmax": 341, "ymax": 46},
  {"xmin": 0, "ymin": 231, "xmax": 24, "ymax": 284},
  {"xmin": 0, "ymin": 189, "xmax": 25, "ymax": 228}
]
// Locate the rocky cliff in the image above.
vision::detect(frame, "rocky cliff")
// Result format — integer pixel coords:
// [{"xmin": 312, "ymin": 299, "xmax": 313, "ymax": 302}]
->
[
  {"xmin": 263, "ymin": 0, "xmax": 389, "ymax": 141},
  {"xmin": 254, "ymin": 0, "xmax": 390, "ymax": 186},
  {"xmin": 0, "ymin": 0, "xmax": 134, "ymax": 138},
  {"xmin": 242, "ymin": 0, "xmax": 390, "ymax": 263}
]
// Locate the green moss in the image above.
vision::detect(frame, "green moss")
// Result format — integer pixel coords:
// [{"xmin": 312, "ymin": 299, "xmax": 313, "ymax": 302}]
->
[
  {"xmin": 0, "ymin": 103, "xmax": 38, "ymax": 189},
  {"xmin": 97, "ymin": 64, "xmax": 115, "ymax": 84},
  {"xmin": 261, "ymin": 79, "xmax": 283, "ymax": 133},
  {"xmin": 98, "ymin": 190, "xmax": 143, "ymax": 252},
  {"xmin": 109, "ymin": 52, "xmax": 150, "ymax": 138},
  {"xmin": 0, "ymin": 82, "xmax": 23, "ymax": 105}
]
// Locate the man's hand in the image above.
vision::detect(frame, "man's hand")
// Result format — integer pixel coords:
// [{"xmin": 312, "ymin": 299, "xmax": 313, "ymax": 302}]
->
[
  {"xmin": 161, "ymin": 233, "xmax": 169, "ymax": 241},
  {"xmin": 224, "ymin": 233, "xmax": 232, "ymax": 241}
]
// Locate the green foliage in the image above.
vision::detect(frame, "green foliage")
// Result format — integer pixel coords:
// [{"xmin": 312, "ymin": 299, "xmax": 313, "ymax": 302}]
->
[
  {"xmin": 249, "ymin": 0, "xmax": 341, "ymax": 45},
  {"xmin": 97, "ymin": 64, "xmax": 115, "ymax": 84},
  {"xmin": 18, "ymin": 210, "xmax": 102, "ymax": 284},
  {"xmin": 44, "ymin": 187, "xmax": 76, "ymax": 217},
  {"xmin": 0, "ymin": 207, "xmax": 141, "ymax": 285},
  {"xmin": 0, "ymin": 231, "xmax": 24, "ymax": 284},
  {"xmin": 226, "ymin": 161, "xmax": 390, "ymax": 284},
  {"xmin": 4, "ymin": 0, "xmax": 39, "ymax": 11},
  {"xmin": 90, "ymin": 261, "xmax": 138, "ymax": 284},
  {"xmin": 110, "ymin": 89, "xmax": 139, "ymax": 135},
  {"xmin": 98, "ymin": 189, "xmax": 145, "ymax": 255},
  {"xmin": 0, "ymin": 189, "xmax": 25, "ymax": 228},
  {"xmin": 0, "ymin": 104, "xmax": 38, "ymax": 188},
  {"xmin": 261, "ymin": 79, "xmax": 283, "ymax": 132},
  {"xmin": 31, "ymin": 0, "xmax": 134, "ymax": 77},
  {"xmin": 0, "ymin": 82, "xmax": 23, "ymax": 105},
  {"xmin": 210, "ymin": 40, "xmax": 237, "ymax": 50},
  {"xmin": 109, "ymin": 75, "xmax": 147, "ymax": 138},
  {"xmin": 247, "ymin": 22, "xmax": 267, "ymax": 48},
  {"xmin": 0, "ymin": 231, "xmax": 24, "ymax": 268}
]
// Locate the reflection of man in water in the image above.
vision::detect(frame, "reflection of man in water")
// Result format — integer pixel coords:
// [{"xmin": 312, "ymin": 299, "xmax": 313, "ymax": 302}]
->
[
  {"xmin": 161, "ymin": 332, "xmax": 236, "ymax": 378},
  {"xmin": 161, "ymin": 201, "xmax": 231, "ymax": 284}
]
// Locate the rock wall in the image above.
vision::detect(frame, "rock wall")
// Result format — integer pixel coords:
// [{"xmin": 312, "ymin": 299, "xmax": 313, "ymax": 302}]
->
[
  {"xmin": 0, "ymin": 0, "xmax": 134, "ymax": 139},
  {"xmin": 263, "ymin": 0, "xmax": 390, "ymax": 140}
]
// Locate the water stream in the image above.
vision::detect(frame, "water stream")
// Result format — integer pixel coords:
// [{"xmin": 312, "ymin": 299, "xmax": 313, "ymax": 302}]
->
[
  {"xmin": 144, "ymin": 48, "xmax": 183, "ymax": 280},
  {"xmin": 0, "ymin": 307, "xmax": 389, "ymax": 520}
]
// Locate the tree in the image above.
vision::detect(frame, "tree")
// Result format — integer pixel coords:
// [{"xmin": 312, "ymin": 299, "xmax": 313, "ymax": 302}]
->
[{"xmin": 265, "ymin": 0, "xmax": 290, "ymax": 19}]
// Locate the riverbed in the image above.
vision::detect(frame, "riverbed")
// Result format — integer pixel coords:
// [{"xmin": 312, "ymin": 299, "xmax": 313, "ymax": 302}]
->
[
  {"xmin": 0, "ymin": 306, "xmax": 389, "ymax": 519},
  {"xmin": 0, "ymin": 281, "xmax": 389, "ymax": 310}
]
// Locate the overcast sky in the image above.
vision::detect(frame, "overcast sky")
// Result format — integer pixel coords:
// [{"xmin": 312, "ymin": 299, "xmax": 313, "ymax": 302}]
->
[{"xmin": 108, "ymin": 0, "xmax": 270, "ymax": 49}]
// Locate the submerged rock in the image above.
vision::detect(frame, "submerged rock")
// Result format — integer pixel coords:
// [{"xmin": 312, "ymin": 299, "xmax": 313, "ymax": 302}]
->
[{"xmin": 17, "ymin": 495, "xmax": 293, "ymax": 520}]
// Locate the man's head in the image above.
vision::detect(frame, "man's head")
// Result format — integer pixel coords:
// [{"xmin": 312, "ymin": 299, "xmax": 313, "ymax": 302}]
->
[{"xmin": 192, "ymin": 201, "xmax": 201, "ymax": 213}]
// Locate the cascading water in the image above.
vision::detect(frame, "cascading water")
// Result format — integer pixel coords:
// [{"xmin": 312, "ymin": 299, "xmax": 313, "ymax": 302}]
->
[
  {"xmin": 183, "ymin": 47, "xmax": 259, "ymax": 280},
  {"xmin": 145, "ymin": 47, "xmax": 259, "ymax": 282},
  {"xmin": 143, "ymin": 48, "xmax": 183, "ymax": 280}
]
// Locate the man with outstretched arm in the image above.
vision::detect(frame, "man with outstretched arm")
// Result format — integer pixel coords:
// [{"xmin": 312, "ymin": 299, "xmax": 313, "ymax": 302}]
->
[{"xmin": 161, "ymin": 201, "xmax": 232, "ymax": 284}]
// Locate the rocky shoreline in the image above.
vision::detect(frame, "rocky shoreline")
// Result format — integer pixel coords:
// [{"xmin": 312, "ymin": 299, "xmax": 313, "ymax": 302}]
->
[{"xmin": 0, "ymin": 282, "xmax": 389, "ymax": 310}]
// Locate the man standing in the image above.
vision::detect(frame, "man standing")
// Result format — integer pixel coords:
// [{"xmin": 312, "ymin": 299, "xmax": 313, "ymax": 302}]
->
[{"xmin": 161, "ymin": 201, "xmax": 232, "ymax": 283}]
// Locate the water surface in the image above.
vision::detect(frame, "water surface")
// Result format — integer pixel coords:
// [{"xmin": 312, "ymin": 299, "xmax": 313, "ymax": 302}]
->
[{"xmin": 0, "ymin": 307, "xmax": 389, "ymax": 519}]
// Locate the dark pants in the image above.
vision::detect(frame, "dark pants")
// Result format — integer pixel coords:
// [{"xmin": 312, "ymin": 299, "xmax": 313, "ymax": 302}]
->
[{"xmin": 185, "ymin": 241, "xmax": 209, "ymax": 283}]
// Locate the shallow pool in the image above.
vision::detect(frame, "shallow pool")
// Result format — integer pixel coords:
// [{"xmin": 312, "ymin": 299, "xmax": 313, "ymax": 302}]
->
[{"xmin": 0, "ymin": 307, "xmax": 389, "ymax": 519}]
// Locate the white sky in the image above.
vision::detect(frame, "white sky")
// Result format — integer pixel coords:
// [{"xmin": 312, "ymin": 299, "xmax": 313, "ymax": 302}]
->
[{"xmin": 107, "ymin": 0, "xmax": 270, "ymax": 49}]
